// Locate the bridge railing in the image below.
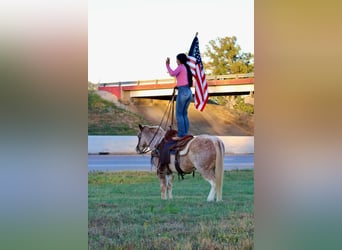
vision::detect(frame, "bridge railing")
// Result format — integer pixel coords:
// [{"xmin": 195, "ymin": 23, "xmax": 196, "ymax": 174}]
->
[
  {"xmin": 206, "ymin": 73, "xmax": 254, "ymax": 80},
  {"xmin": 98, "ymin": 73, "xmax": 254, "ymax": 87},
  {"xmin": 136, "ymin": 78, "xmax": 176, "ymax": 86}
]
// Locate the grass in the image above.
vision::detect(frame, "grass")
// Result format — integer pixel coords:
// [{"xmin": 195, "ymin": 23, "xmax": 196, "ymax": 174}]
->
[
  {"xmin": 88, "ymin": 91, "xmax": 148, "ymax": 135},
  {"xmin": 88, "ymin": 170, "xmax": 254, "ymax": 249}
]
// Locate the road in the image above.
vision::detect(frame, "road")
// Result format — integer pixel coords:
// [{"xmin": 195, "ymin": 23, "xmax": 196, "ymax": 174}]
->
[{"xmin": 88, "ymin": 154, "xmax": 254, "ymax": 172}]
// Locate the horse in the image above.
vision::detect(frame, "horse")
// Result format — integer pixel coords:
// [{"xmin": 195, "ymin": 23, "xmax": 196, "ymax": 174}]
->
[{"xmin": 136, "ymin": 124, "xmax": 225, "ymax": 202}]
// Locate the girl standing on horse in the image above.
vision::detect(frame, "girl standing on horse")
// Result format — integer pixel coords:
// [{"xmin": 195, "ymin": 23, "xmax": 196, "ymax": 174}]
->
[{"xmin": 165, "ymin": 53, "xmax": 193, "ymax": 137}]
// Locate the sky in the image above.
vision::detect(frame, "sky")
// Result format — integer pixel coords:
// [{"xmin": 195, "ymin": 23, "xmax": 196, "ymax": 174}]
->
[{"xmin": 88, "ymin": 0, "xmax": 254, "ymax": 83}]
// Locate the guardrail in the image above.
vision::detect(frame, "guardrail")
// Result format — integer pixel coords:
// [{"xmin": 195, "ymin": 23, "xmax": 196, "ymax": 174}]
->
[{"xmin": 98, "ymin": 73, "xmax": 254, "ymax": 87}]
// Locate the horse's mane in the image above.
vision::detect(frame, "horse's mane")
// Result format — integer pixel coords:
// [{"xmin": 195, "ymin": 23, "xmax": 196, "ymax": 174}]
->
[
  {"xmin": 141, "ymin": 125, "xmax": 163, "ymax": 130},
  {"xmin": 142, "ymin": 125, "xmax": 167, "ymax": 134}
]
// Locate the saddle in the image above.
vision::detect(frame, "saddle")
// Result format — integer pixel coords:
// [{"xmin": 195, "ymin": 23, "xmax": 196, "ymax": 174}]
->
[{"xmin": 156, "ymin": 129, "xmax": 194, "ymax": 179}]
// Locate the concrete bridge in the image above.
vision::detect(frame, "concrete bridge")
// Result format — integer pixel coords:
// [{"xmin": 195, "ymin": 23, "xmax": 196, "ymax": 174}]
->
[{"xmin": 98, "ymin": 73, "xmax": 254, "ymax": 102}]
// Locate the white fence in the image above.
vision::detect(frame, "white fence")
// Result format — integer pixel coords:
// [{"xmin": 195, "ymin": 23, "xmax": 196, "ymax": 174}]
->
[{"xmin": 88, "ymin": 136, "xmax": 254, "ymax": 155}]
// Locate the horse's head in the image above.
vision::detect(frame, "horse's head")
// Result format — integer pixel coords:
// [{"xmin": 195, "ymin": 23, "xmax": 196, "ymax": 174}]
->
[
  {"xmin": 136, "ymin": 124, "xmax": 149, "ymax": 154},
  {"xmin": 136, "ymin": 124, "xmax": 165, "ymax": 154}
]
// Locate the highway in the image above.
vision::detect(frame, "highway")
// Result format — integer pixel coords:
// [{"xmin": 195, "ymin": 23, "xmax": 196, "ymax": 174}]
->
[{"xmin": 88, "ymin": 154, "xmax": 254, "ymax": 172}]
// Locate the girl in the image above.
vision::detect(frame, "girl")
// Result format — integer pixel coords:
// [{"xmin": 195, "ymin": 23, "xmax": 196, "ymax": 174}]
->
[{"xmin": 166, "ymin": 53, "xmax": 193, "ymax": 137}]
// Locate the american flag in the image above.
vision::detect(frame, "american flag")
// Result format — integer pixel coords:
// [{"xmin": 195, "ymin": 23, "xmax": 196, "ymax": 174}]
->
[{"xmin": 187, "ymin": 35, "xmax": 208, "ymax": 111}]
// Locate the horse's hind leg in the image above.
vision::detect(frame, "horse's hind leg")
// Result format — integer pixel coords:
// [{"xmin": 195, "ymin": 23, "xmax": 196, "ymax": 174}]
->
[
  {"xmin": 197, "ymin": 168, "xmax": 216, "ymax": 202},
  {"xmin": 206, "ymin": 178, "xmax": 216, "ymax": 202},
  {"xmin": 166, "ymin": 174, "xmax": 173, "ymax": 199}
]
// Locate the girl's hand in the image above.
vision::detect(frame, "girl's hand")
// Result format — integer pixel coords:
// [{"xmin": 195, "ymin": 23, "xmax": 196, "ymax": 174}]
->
[{"xmin": 166, "ymin": 57, "xmax": 170, "ymax": 64}]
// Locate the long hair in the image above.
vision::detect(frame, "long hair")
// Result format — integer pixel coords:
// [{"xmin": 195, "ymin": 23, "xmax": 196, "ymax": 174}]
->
[{"xmin": 177, "ymin": 53, "xmax": 193, "ymax": 87}]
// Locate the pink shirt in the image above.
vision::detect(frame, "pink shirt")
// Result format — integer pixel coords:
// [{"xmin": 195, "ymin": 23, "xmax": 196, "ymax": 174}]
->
[{"xmin": 166, "ymin": 63, "xmax": 189, "ymax": 87}]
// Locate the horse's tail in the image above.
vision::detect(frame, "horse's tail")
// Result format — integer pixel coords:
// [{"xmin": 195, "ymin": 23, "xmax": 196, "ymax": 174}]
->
[{"xmin": 214, "ymin": 137, "xmax": 225, "ymax": 201}]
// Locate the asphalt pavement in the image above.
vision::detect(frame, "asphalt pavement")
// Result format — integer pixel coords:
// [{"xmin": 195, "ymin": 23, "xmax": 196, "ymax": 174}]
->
[{"xmin": 88, "ymin": 154, "xmax": 254, "ymax": 172}]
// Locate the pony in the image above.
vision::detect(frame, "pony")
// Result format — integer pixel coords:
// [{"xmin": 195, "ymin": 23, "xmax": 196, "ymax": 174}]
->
[{"xmin": 136, "ymin": 124, "xmax": 225, "ymax": 202}]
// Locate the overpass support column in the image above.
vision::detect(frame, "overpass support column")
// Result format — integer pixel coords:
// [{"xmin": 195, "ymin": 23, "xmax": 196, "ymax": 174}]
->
[{"xmin": 120, "ymin": 90, "xmax": 131, "ymax": 104}]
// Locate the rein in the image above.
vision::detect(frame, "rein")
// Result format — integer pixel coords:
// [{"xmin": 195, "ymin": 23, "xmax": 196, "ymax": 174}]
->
[{"xmin": 137, "ymin": 89, "xmax": 177, "ymax": 154}]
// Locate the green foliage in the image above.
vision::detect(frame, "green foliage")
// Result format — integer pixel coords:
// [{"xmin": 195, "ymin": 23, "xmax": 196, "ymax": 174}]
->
[
  {"xmin": 234, "ymin": 96, "xmax": 254, "ymax": 114},
  {"xmin": 89, "ymin": 170, "xmax": 254, "ymax": 249},
  {"xmin": 209, "ymin": 96, "xmax": 229, "ymax": 106},
  {"xmin": 88, "ymin": 81, "xmax": 97, "ymax": 91},
  {"xmin": 204, "ymin": 36, "xmax": 254, "ymax": 75}
]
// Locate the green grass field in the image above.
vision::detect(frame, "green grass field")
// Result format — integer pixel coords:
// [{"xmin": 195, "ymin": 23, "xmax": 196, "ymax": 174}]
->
[{"xmin": 88, "ymin": 170, "xmax": 254, "ymax": 249}]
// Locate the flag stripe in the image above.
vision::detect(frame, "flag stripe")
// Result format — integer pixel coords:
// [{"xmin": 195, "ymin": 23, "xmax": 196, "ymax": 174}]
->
[
  {"xmin": 187, "ymin": 37, "xmax": 208, "ymax": 111},
  {"xmin": 189, "ymin": 58, "xmax": 208, "ymax": 111}
]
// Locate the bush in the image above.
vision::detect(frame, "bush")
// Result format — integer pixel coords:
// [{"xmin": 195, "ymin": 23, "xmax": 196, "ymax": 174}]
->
[{"xmin": 234, "ymin": 96, "xmax": 254, "ymax": 114}]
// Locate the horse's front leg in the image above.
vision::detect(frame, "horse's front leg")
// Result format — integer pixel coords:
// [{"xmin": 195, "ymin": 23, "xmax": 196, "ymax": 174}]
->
[
  {"xmin": 166, "ymin": 174, "xmax": 173, "ymax": 199},
  {"xmin": 160, "ymin": 177, "xmax": 167, "ymax": 200}
]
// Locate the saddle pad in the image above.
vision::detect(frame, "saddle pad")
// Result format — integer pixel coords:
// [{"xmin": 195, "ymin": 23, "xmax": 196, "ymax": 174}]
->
[{"xmin": 178, "ymin": 137, "xmax": 195, "ymax": 156}]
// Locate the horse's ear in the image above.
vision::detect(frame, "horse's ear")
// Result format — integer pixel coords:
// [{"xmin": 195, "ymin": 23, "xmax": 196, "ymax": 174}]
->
[{"xmin": 139, "ymin": 124, "xmax": 143, "ymax": 131}]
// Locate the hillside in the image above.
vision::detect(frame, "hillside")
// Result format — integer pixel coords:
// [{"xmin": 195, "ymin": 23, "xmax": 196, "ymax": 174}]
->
[
  {"xmin": 128, "ymin": 98, "xmax": 254, "ymax": 136},
  {"xmin": 88, "ymin": 91, "xmax": 149, "ymax": 135},
  {"xmin": 88, "ymin": 91, "xmax": 254, "ymax": 136}
]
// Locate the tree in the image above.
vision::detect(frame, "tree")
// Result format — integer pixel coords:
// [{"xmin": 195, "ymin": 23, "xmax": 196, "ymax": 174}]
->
[
  {"xmin": 88, "ymin": 81, "xmax": 97, "ymax": 91},
  {"xmin": 204, "ymin": 36, "xmax": 254, "ymax": 75}
]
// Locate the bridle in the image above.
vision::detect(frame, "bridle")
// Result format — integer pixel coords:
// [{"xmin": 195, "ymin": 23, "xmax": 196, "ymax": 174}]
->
[{"xmin": 136, "ymin": 128, "xmax": 163, "ymax": 154}]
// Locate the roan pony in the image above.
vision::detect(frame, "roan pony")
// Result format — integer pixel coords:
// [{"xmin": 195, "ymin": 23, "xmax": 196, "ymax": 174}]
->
[{"xmin": 136, "ymin": 124, "xmax": 225, "ymax": 202}]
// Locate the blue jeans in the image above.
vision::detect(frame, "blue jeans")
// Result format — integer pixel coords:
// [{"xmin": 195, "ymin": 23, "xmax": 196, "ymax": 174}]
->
[{"xmin": 176, "ymin": 86, "xmax": 192, "ymax": 137}]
